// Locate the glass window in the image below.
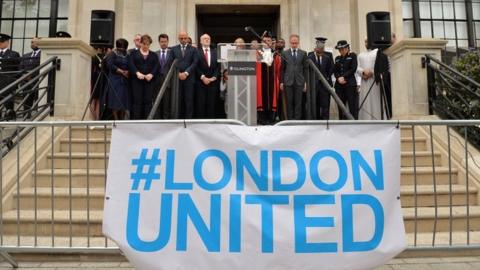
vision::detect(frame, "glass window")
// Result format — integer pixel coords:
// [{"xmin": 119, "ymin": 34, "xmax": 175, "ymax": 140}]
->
[
  {"xmin": 0, "ymin": 0, "xmax": 69, "ymax": 54},
  {"xmin": 421, "ymin": 21, "xmax": 433, "ymax": 37},
  {"xmin": 1, "ymin": 0, "xmax": 14, "ymax": 18},
  {"xmin": 456, "ymin": 21, "xmax": 468, "ymax": 39},
  {"xmin": 444, "ymin": 21, "xmax": 456, "ymax": 39},
  {"xmin": 402, "ymin": 1, "xmax": 413, "ymax": 19},
  {"xmin": 403, "ymin": 20, "xmax": 415, "ymax": 38},
  {"xmin": 454, "ymin": 1, "xmax": 467, "ymax": 20},
  {"xmin": 473, "ymin": 2, "xmax": 480, "ymax": 20},
  {"xmin": 58, "ymin": 0, "xmax": 68, "ymax": 17},
  {"xmin": 433, "ymin": 21, "xmax": 445, "ymax": 38},
  {"xmin": 431, "ymin": 1, "xmax": 443, "ymax": 19},
  {"xmin": 419, "ymin": 1, "xmax": 432, "ymax": 18},
  {"xmin": 442, "ymin": 2, "xmax": 455, "ymax": 19}
]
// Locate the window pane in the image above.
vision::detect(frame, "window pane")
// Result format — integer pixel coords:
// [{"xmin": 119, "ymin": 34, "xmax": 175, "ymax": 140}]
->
[
  {"xmin": 13, "ymin": 20, "xmax": 26, "ymax": 39},
  {"xmin": 23, "ymin": 39, "xmax": 32, "ymax": 54},
  {"xmin": 39, "ymin": 0, "xmax": 51, "ymax": 17},
  {"xmin": 403, "ymin": 20, "xmax": 414, "ymax": 38},
  {"xmin": 14, "ymin": 0, "xmax": 27, "ymax": 18},
  {"xmin": 433, "ymin": 21, "xmax": 445, "ymax": 38},
  {"xmin": 1, "ymin": 20, "xmax": 13, "ymax": 34},
  {"xmin": 443, "ymin": 2, "xmax": 455, "ymax": 19},
  {"xmin": 445, "ymin": 39, "xmax": 457, "ymax": 50},
  {"xmin": 431, "ymin": 1, "xmax": 443, "ymax": 19},
  {"xmin": 476, "ymin": 22, "xmax": 480, "ymax": 39},
  {"xmin": 457, "ymin": 39, "xmax": 468, "ymax": 48},
  {"xmin": 402, "ymin": 1, "xmax": 413, "ymax": 19},
  {"xmin": 421, "ymin": 21, "xmax": 433, "ymax": 37},
  {"xmin": 26, "ymin": 0, "xmax": 39, "ymax": 18},
  {"xmin": 456, "ymin": 21, "xmax": 468, "ymax": 39},
  {"xmin": 444, "ymin": 21, "xmax": 456, "ymax": 38},
  {"xmin": 25, "ymin": 20, "xmax": 37, "ymax": 38},
  {"xmin": 2, "ymin": 0, "xmax": 14, "ymax": 18},
  {"xmin": 37, "ymin": 20, "xmax": 49, "ymax": 37},
  {"xmin": 454, "ymin": 1, "xmax": 466, "ymax": 20},
  {"xmin": 419, "ymin": 1, "xmax": 432, "ymax": 19},
  {"xmin": 473, "ymin": 2, "xmax": 480, "ymax": 20},
  {"xmin": 11, "ymin": 39, "xmax": 24, "ymax": 54},
  {"xmin": 56, "ymin": 19, "xmax": 68, "ymax": 32},
  {"xmin": 58, "ymin": 0, "xmax": 69, "ymax": 17}
]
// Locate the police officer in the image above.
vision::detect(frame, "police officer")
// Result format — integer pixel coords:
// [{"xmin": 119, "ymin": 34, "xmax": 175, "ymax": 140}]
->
[
  {"xmin": 0, "ymin": 33, "xmax": 21, "ymax": 120},
  {"xmin": 333, "ymin": 40, "xmax": 358, "ymax": 120}
]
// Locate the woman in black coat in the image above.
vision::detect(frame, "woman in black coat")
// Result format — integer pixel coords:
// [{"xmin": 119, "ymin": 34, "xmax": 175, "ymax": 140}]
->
[{"xmin": 128, "ymin": 34, "xmax": 160, "ymax": 119}]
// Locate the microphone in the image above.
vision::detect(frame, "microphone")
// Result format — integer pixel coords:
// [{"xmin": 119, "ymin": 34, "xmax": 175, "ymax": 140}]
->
[{"xmin": 245, "ymin": 26, "xmax": 251, "ymax": 32}]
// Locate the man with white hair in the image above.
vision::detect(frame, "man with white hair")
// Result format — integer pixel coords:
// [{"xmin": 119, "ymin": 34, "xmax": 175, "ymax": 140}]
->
[{"xmin": 195, "ymin": 33, "xmax": 220, "ymax": 119}]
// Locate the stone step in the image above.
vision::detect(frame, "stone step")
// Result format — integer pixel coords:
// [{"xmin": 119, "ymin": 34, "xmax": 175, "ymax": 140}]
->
[
  {"xmin": 13, "ymin": 188, "xmax": 105, "ymax": 211},
  {"xmin": 70, "ymin": 127, "xmax": 112, "ymax": 138},
  {"xmin": 2, "ymin": 210, "xmax": 103, "ymax": 237},
  {"xmin": 0, "ymin": 235, "xmax": 117, "ymax": 248},
  {"xmin": 59, "ymin": 138, "xmax": 110, "ymax": 153},
  {"xmin": 46, "ymin": 153, "xmax": 109, "ymax": 169},
  {"xmin": 401, "ymin": 137, "xmax": 428, "ymax": 151},
  {"xmin": 400, "ymin": 185, "xmax": 478, "ymax": 207},
  {"xmin": 403, "ymin": 206, "xmax": 480, "ymax": 233},
  {"xmin": 401, "ymin": 151, "xmax": 442, "ymax": 167},
  {"xmin": 401, "ymin": 167, "xmax": 459, "ymax": 185},
  {"xmin": 406, "ymin": 231, "xmax": 480, "ymax": 247},
  {"xmin": 33, "ymin": 169, "xmax": 106, "ymax": 188}
]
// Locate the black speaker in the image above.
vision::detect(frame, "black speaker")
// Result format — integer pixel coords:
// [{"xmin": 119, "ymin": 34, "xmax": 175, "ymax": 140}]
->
[
  {"xmin": 90, "ymin": 10, "xmax": 115, "ymax": 48},
  {"xmin": 366, "ymin": 11, "xmax": 391, "ymax": 49}
]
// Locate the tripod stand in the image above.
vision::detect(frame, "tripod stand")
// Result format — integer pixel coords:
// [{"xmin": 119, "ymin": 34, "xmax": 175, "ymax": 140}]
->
[{"xmin": 82, "ymin": 50, "xmax": 129, "ymax": 121}]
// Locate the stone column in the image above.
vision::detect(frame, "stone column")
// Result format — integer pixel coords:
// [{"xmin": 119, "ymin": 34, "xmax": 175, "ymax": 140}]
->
[
  {"xmin": 37, "ymin": 38, "xmax": 97, "ymax": 120},
  {"xmin": 384, "ymin": 38, "xmax": 448, "ymax": 118}
]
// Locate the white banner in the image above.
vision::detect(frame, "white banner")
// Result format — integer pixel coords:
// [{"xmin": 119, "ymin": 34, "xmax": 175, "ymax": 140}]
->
[{"xmin": 103, "ymin": 124, "xmax": 406, "ymax": 270}]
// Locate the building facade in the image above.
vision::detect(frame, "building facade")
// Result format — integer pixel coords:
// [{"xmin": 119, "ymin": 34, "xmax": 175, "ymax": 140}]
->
[{"xmin": 0, "ymin": 0, "xmax": 478, "ymax": 56}]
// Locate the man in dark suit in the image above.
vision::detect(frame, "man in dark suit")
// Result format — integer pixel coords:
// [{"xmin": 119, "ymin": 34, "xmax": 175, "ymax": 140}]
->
[
  {"xmin": 308, "ymin": 37, "xmax": 334, "ymax": 120},
  {"xmin": 171, "ymin": 31, "xmax": 198, "ymax": 119},
  {"xmin": 21, "ymin": 37, "xmax": 41, "ymax": 117},
  {"xmin": 333, "ymin": 40, "xmax": 358, "ymax": 120},
  {"xmin": 0, "ymin": 33, "xmax": 21, "ymax": 120},
  {"xmin": 154, "ymin": 33, "xmax": 175, "ymax": 119},
  {"xmin": 195, "ymin": 33, "xmax": 220, "ymax": 119},
  {"xmin": 280, "ymin": 34, "xmax": 309, "ymax": 120}
]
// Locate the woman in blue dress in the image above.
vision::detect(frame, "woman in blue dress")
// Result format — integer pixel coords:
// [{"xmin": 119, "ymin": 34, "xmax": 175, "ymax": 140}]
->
[{"xmin": 106, "ymin": 38, "xmax": 130, "ymax": 120}]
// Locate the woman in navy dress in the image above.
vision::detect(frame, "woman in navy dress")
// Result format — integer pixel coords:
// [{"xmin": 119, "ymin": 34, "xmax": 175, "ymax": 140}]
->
[
  {"xmin": 106, "ymin": 38, "xmax": 130, "ymax": 120},
  {"xmin": 128, "ymin": 34, "xmax": 160, "ymax": 120}
]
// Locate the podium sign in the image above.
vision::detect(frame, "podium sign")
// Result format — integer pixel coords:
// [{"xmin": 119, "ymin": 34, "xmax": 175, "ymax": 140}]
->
[{"xmin": 218, "ymin": 44, "xmax": 258, "ymax": 126}]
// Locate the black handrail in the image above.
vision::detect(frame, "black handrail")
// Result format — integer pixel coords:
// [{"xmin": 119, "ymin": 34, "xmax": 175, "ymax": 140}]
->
[
  {"xmin": 425, "ymin": 54, "xmax": 480, "ymax": 89},
  {"xmin": 306, "ymin": 59, "xmax": 355, "ymax": 120},
  {"xmin": 148, "ymin": 59, "xmax": 179, "ymax": 120}
]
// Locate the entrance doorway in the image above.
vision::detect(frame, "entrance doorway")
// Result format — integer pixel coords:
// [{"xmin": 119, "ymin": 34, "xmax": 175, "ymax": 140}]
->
[{"xmin": 196, "ymin": 5, "xmax": 280, "ymax": 45}]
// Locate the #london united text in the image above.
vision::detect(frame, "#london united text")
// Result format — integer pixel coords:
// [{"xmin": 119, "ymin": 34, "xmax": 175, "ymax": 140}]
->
[{"xmin": 126, "ymin": 148, "xmax": 386, "ymax": 254}]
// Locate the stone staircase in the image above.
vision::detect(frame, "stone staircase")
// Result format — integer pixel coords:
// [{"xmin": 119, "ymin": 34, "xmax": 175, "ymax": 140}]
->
[{"xmin": 2, "ymin": 126, "xmax": 480, "ymax": 247}]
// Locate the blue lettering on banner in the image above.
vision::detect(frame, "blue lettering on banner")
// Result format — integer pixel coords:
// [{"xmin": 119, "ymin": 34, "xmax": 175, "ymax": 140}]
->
[{"xmin": 125, "ymin": 148, "xmax": 387, "ymax": 253}]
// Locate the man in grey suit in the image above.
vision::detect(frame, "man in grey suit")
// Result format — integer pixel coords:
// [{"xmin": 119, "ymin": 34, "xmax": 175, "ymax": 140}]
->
[
  {"xmin": 154, "ymin": 33, "xmax": 174, "ymax": 119},
  {"xmin": 280, "ymin": 34, "xmax": 308, "ymax": 120}
]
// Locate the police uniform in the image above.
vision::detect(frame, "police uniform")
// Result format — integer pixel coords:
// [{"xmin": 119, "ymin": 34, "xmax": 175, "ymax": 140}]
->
[
  {"xmin": 333, "ymin": 40, "xmax": 358, "ymax": 120},
  {"xmin": 0, "ymin": 33, "xmax": 21, "ymax": 119}
]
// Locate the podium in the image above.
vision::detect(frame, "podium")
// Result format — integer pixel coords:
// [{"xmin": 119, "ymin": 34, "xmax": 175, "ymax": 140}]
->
[{"xmin": 218, "ymin": 44, "xmax": 258, "ymax": 126}]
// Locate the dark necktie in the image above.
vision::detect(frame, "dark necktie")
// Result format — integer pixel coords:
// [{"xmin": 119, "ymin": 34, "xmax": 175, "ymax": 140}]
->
[
  {"xmin": 160, "ymin": 50, "xmax": 166, "ymax": 67},
  {"xmin": 293, "ymin": 50, "xmax": 297, "ymax": 61},
  {"xmin": 204, "ymin": 48, "xmax": 209, "ymax": 67},
  {"xmin": 0, "ymin": 50, "xmax": 4, "ymax": 58},
  {"xmin": 181, "ymin": 45, "xmax": 186, "ymax": 57}
]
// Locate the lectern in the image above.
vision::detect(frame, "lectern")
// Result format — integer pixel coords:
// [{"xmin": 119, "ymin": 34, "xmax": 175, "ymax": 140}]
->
[{"xmin": 218, "ymin": 44, "xmax": 258, "ymax": 126}]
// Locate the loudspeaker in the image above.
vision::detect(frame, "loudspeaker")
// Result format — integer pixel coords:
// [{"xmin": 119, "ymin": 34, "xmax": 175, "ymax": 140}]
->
[
  {"xmin": 366, "ymin": 11, "xmax": 391, "ymax": 49},
  {"xmin": 90, "ymin": 10, "xmax": 115, "ymax": 48}
]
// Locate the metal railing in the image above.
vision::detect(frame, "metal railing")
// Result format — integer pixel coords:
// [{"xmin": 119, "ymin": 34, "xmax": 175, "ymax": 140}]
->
[
  {"xmin": 425, "ymin": 54, "xmax": 480, "ymax": 149},
  {"xmin": 0, "ymin": 119, "xmax": 479, "ymax": 265},
  {"xmin": 0, "ymin": 56, "xmax": 59, "ymax": 156},
  {"xmin": 148, "ymin": 59, "xmax": 179, "ymax": 120}
]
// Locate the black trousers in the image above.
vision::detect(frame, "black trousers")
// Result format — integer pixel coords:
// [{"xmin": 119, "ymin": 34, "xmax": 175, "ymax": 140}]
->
[
  {"xmin": 179, "ymin": 80, "xmax": 194, "ymax": 119},
  {"xmin": 335, "ymin": 85, "xmax": 359, "ymax": 120},
  {"xmin": 153, "ymin": 74, "xmax": 171, "ymax": 119},
  {"xmin": 195, "ymin": 82, "xmax": 218, "ymax": 119},
  {"xmin": 131, "ymin": 79, "xmax": 154, "ymax": 120},
  {"xmin": 285, "ymin": 84, "xmax": 304, "ymax": 120},
  {"xmin": 316, "ymin": 82, "xmax": 331, "ymax": 120}
]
